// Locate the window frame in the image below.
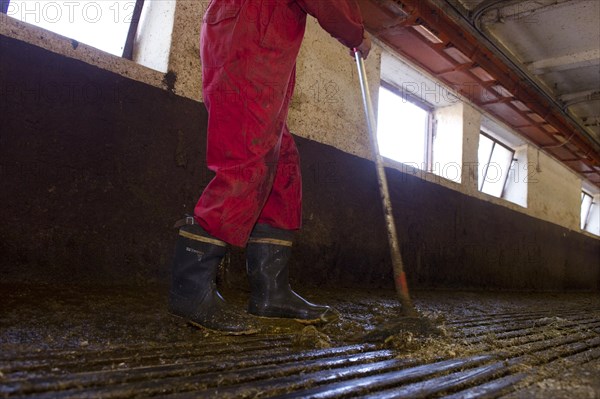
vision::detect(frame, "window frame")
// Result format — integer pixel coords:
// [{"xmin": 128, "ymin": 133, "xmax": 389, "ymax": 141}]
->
[
  {"xmin": 478, "ymin": 131, "xmax": 516, "ymax": 199},
  {"xmin": 122, "ymin": 0, "xmax": 145, "ymax": 59},
  {"xmin": 1, "ymin": 0, "xmax": 145, "ymax": 60},
  {"xmin": 581, "ymin": 191, "xmax": 594, "ymax": 230}
]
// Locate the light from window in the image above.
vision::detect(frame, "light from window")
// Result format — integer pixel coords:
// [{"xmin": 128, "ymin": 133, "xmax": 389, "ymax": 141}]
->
[
  {"xmin": 478, "ymin": 133, "xmax": 515, "ymax": 198},
  {"xmin": 377, "ymin": 86, "xmax": 430, "ymax": 168},
  {"xmin": 7, "ymin": 1, "xmax": 136, "ymax": 56},
  {"xmin": 581, "ymin": 191, "xmax": 594, "ymax": 230}
]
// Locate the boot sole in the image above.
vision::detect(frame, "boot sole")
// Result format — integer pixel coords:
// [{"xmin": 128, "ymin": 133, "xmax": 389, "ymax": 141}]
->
[{"xmin": 169, "ymin": 313, "xmax": 260, "ymax": 336}]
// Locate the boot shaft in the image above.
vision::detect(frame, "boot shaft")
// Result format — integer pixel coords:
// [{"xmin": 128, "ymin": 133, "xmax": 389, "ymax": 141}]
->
[
  {"xmin": 169, "ymin": 221, "xmax": 259, "ymax": 334},
  {"xmin": 246, "ymin": 242, "xmax": 291, "ymax": 297},
  {"xmin": 245, "ymin": 226, "xmax": 334, "ymax": 322},
  {"xmin": 246, "ymin": 224, "xmax": 294, "ymax": 301},
  {"xmin": 171, "ymin": 224, "xmax": 227, "ymax": 300}
]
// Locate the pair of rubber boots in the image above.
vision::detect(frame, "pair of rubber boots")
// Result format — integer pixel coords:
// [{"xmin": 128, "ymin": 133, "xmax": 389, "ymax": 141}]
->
[{"xmin": 168, "ymin": 220, "xmax": 336, "ymax": 334}]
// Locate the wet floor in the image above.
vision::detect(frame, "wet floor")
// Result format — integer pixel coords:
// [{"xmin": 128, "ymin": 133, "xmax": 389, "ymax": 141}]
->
[{"xmin": 1, "ymin": 284, "xmax": 599, "ymax": 398}]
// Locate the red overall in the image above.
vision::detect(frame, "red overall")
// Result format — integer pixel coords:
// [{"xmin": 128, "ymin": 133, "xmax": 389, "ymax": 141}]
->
[{"xmin": 195, "ymin": 0, "xmax": 364, "ymax": 247}]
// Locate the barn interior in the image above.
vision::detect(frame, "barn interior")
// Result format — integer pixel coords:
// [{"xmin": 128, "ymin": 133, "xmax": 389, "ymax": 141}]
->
[{"xmin": 1, "ymin": 0, "xmax": 599, "ymax": 397}]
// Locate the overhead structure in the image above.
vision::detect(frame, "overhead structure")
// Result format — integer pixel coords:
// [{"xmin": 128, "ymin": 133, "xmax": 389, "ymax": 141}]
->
[{"xmin": 357, "ymin": 0, "xmax": 600, "ymax": 186}]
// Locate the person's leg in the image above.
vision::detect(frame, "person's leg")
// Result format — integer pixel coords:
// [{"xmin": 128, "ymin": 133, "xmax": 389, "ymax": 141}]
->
[
  {"xmin": 174, "ymin": 0, "xmax": 309, "ymax": 332},
  {"xmin": 194, "ymin": 61, "xmax": 296, "ymax": 248},
  {"xmin": 255, "ymin": 124, "xmax": 302, "ymax": 230},
  {"xmin": 195, "ymin": 0, "xmax": 311, "ymax": 247},
  {"xmin": 171, "ymin": 0, "xmax": 296, "ymax": 333},
  {"xmin": 246, "ymin": 77, "xmax": 335, "ymax": 323}
]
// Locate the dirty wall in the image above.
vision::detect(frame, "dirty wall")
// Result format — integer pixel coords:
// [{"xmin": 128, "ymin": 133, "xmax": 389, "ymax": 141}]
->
[{"xmin": 1, "ymin": 36, "xmax": 599, "ymax": 291}]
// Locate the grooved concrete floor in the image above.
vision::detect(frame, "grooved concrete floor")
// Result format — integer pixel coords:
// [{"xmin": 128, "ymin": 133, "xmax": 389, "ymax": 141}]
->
[{"xmin": 1, "ymin": 285, "xmax": 599, "ymax": 398}]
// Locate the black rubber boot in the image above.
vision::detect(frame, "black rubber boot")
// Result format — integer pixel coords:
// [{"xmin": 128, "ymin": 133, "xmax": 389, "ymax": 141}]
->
[
  {"xmin": 169, "ymin": 219, "xmax": 258, "ymax": 335},
  {"xmin": 246, "ymin": 224, "xmax": 338, "ymax": 324}
]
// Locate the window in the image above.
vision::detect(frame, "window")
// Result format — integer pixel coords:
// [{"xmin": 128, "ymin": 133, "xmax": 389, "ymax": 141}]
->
[
  {"xmin": 377, "ymin": 83, "xmax": 433, "ymax": 170},
  {"xmin": 478, "ymin": 132, "xmax": 515, "ymax": 198},
  {"xmin": 3, "ymin": 0, "xmax": 144, "ymax": 58},
  {"xmin": 581, "ymin": 191, "xmax": 594, "ymax": 230}
]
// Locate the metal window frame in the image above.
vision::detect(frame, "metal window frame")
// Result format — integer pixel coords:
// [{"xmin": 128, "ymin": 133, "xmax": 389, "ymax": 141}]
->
[
  {"xmin": 122, "ymin": 0, "xmax": 145, "ymax": 60},
  {"xmin": 479, "ymin": 131, "xmax": 516, "ymax": 198},
  {"xmin": 581, "ymin": 191, "xmax": 594, "ymax": 230},
  {"xmin": 380, "ymin": 80, "xmax": 435, "ymax": 171}
]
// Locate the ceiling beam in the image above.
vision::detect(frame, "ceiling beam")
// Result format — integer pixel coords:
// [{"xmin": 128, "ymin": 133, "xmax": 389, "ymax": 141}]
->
[
  {"xmin": 560, "ymin": 90, "xmax": 600, "ymax": 103},
  {"xmin": 526, "ymin": 49, "xmax": 600, "ymax": 75}
]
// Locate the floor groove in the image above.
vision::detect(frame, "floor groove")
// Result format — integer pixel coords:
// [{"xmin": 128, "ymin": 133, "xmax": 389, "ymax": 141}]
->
[{"xmin": 1, "ymin": 287, "xmax": 599, "ymax": 398}]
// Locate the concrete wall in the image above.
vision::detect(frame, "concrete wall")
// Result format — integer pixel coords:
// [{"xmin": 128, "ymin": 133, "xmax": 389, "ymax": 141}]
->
[
  {"xmin": 0, "ymin": 36, "xmax": 600, "ymax": 290},
  {"xmin": 1, "ymin": 5, "xmax": 595, "ymax": 238},
  {"xmin": 158, "ymin": 3, "xmax": 384, "ymax": 158},
  {"xmin": 462, "ymin": 103, "xmax": 481, "ymax": 194},
  {"xmin": 167, "ymin": 0, "xmax": 206, "ymax": 99},
  {"xmin": 0, "ymin": 1, "xmax": 598, "ymax": 290},
  {"xmin": 1, "ymin": 35, "xmax": 599, "ymax": 291},
  {"xmin": 288, "ymin": 17, "xmax": 381, "ymax": 160},
  {"xmin": 527, "ymin": 147, "xmax": 582, "ymax": 231},
  {"xmin": 128, "ymin": 0, "xmax": 600, "ymax": 236}
]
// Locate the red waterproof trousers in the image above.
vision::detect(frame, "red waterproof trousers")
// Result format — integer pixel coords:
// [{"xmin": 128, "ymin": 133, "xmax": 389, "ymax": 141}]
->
[{"xmin": 195, "ymin": 0, "xmax": 364, "ymax": 247}]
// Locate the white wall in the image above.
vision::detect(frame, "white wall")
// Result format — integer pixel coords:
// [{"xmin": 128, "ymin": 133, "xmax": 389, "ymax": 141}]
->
[
  {"xmin": 431, "ymin": 102, "xmax": 481, "ymax": 189},
  {"xmin": 433, "ymin": 104, "xmax": 464, "ymax": 184}
]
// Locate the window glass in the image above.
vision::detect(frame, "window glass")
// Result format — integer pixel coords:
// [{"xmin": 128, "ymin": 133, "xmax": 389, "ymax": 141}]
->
[
  {"xmin": 7, "ymin": 1, "xmax": 136, "ymax": 56},
  {"xmin": 478, "ymin": 133, "xmax": 515, "ymax": 199},
  {"xmin": 482, "ymin": 144, "xmax": 513, "ymax": 197},
  {"xmin": 581, "ymin": 192, "xmax": 593, "ymax": 229},
  {"xmin": 377, "ymin": 86, "xmax": 430, "ymax": 169}
]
